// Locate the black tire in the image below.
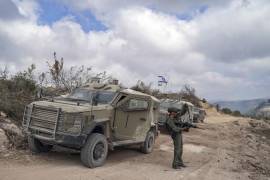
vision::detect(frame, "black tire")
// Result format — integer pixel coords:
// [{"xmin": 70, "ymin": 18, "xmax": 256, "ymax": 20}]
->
[
  {"xmin": 28, "ymin": 136, "xmax": 53, "ymax": 153},
  {"xmin": 141, "ymin": 131, "xmax": 155, "ymax": 154},
  {"xmin": 201, "ymin": 117, "xmax": 205, "ymax": 123},
  {"xmin": 81, "ymin": 133, "xmax": 108, "ymax": 168}
]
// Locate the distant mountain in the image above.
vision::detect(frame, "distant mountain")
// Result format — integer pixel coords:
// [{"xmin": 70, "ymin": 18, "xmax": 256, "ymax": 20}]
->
[
  {"xmin": 252, "ymin": 101, "xmax": 270, "ymax": 119},
  {"xmin": 214, "ymin": 98, "xmax": 269, "ymax": 114}
]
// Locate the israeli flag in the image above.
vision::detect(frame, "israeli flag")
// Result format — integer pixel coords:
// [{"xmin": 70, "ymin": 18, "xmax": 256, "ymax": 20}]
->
[{"xmin": 158, "ymin": 76, "xmax": 168, "ymax": 86}]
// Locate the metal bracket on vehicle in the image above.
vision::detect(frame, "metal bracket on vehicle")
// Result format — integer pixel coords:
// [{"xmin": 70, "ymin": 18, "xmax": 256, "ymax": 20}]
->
[
  {"xmin": 53, "ymin": 108, "xmax": 61, "ymax": 139},
  {"xmin": 26, "ymin": 104, "xmax": 34, "ymax": 131}
]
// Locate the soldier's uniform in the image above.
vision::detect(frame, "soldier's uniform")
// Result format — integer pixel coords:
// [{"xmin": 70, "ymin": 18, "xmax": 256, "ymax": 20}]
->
[{"xmin": 166, "ymin": 105, "xmax": 189, "ymax": 169}]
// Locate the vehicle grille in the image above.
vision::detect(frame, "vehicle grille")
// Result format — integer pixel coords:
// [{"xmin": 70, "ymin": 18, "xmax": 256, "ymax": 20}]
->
[{"xmin": 28, "ymin": 105, "xmax": 61, "ymax": 138}]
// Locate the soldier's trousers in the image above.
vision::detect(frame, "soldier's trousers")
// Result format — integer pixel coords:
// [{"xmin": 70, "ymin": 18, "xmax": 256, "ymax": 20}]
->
[{"xmin": 171, "ymin": 132, "xmax": 183, "ymax": 167}]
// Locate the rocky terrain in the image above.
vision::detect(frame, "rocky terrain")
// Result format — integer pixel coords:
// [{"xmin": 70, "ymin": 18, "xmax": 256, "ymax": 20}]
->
[{"xmin": 0, "ymin": 107, "xmax": 269, "ymax": 180}]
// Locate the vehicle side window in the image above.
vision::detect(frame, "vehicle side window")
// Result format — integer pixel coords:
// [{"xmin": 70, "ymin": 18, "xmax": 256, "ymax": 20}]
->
[
  {"xmin": 117, "ymin": 95, "xmax": 127, "ymax": 104},
  {"xmin": 128, "ymin": 99, "xmax": 148, "ymax": 110}
]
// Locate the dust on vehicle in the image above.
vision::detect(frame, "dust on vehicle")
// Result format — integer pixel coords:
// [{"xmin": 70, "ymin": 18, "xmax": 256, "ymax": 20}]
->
[{"xmin": 22, "ymin": 82, "xmax": 160, "ymax": 168}]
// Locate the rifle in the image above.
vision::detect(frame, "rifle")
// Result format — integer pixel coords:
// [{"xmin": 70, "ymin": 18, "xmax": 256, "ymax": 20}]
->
[
  {"xmin": 185, "ymin": 122, "xmax": 205, "ymax": 129},
  {"xmin": 174, "ymin": 106, "xmax": 204, "ymax": 130},
  {"xmin": 167, "ymin": 105, "xmax": 205, "ymax": 132}
]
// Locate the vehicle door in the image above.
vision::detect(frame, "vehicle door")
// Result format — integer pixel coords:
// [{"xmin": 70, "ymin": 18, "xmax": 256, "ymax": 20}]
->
[{"xmin": 113, "ymin": 95, "xmax": 150, "ymax": 141}]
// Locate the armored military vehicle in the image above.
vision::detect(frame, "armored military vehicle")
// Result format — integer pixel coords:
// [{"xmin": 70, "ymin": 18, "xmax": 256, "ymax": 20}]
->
[
  {"xmin": 158, "ymin": 99, "xmax": 194, "ymax": 126},
  {"xmin": 22, "ymin": 83, "xmax": 160, "ymax": 168},
  {"xmin": 193, "ymin": 107, "xmax": 206, "ymax": 123}
]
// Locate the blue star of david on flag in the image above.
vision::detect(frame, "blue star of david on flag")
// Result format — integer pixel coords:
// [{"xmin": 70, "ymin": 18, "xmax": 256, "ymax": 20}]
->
[{"xmin": 158, "ymin": 76, "xmax": 168, "ymax": 86}]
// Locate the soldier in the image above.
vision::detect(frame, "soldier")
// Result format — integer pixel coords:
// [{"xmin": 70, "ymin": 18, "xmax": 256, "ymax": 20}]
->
[{"xmin": 166, "ymin": 104, "xmax": 189, "ymax": 169}]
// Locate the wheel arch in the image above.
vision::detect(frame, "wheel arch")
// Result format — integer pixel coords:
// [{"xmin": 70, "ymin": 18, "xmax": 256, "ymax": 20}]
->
[
  {"xmin": 92, "ymin": 125, "xmax": 105, "ymax": 134},
  {"xmin": 82, "ymin": 119, "xmax": 110, "ymax": 146}
]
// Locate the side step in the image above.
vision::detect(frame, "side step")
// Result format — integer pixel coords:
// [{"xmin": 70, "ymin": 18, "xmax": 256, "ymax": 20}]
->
[{"xmin": 112, "ymin": 140, "xmax": 144, "ymax": 147}]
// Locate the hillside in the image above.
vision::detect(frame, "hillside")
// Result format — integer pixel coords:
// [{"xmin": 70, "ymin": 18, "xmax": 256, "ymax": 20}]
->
[
  {"xmin": 215, "ymin": 98, "xmax": 268, "ymax": 114},
  {"xmin": 252, "ymin": 101, "xmax": 270, "ymax": 119}
]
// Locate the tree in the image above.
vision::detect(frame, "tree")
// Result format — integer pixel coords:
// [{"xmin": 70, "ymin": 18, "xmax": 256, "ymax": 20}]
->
[
  {"xmin": 47, "ymin": 52, "xmax": 64, "ymax": 88},
  {"xmin": 60, "ymin": 65, "xmax": 93, "ymax": 92},
  {"xmin": 180, "ymin": 84, "xmax": 201, "ymax": 107},
  {"xmin": 47, "ymin": 52, "xmax": 96, "ymax": 92},
  {"xmin": 232, "ymin": 110, "xmax": 241, "ymax": 117},
  {"xmin": 131, "ymin": 80, "xmax": 153, "ymax": 95},
  {"xmin": 0, "ymin": 66, "xmax": 9, "ymax": 80},
  {"xmin": 0, "ymin": 65, "xmax": 37, "ymax": 122},
  {"xmin": 181, "ymin": 84, "xmax": 196, "ymax": 96},
  {"xmin": 38, "ymin": 72, "xmax": 47, "ymax": 87},
  {"xmin": 221, "ymin": 108, "xmax": 232, "ymax": 114}
]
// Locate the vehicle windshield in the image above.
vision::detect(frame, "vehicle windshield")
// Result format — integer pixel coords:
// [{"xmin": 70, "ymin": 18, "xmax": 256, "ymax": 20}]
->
[
  {"xmin": 63, "ymin": 88, "xmax": 116, "ymax": 104},
  {"xmin": 160, "ymin": 101, "xmax": 183, "ymax": 110},
  {"xmin": 95, "ymin": 91, "xmax": 117, "ymax": 104}
]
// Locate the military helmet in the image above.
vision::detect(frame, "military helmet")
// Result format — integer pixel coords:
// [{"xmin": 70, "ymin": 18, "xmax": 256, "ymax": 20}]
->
[
  {"xmin": 168, "ymin": 107, "xmax": 180, "ymax": 113},
  {"xmin": 182, "ymin": 103, "xmax": 189, "ymax": 109}
]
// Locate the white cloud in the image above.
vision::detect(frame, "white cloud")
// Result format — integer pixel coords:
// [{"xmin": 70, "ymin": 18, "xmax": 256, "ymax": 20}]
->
[
  {"xmin": 0, "ymin": 0, "xmax": 270, "ymax": 101},
  {"xmin": 115, "ymin": 8, "xmax": 193, "ymax": 53},
  {"xmin": 193, "ymin": 0, "xmax": 270, "ymax": 62},
  {"xmin": 12, "ymin": 0, "xmax": 39, "ymax": 21}
]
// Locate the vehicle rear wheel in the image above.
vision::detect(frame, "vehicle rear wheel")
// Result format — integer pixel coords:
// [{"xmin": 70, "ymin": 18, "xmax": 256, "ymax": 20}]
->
[
  {"xmin": 28, "ymin": 136, "xmax": 53, "ymax": 153},
  {"xmin": 81, "ymin": 133, "xmax": 108, "ymax": 168},
  {"xmin": 141, "ymin": 131, "xmax": 155, "ymax": 154}
]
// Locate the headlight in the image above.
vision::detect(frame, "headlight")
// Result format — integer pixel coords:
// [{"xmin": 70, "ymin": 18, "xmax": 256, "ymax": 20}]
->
[{"xmin": 58, "ymin": 113, "xmax": 83, "ymax": 134}]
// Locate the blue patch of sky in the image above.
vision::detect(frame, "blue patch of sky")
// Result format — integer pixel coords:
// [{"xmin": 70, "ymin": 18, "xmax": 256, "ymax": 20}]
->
[
  {"xmin": 176, "ymin": 5, "xmax": 208, "ymax": 21},
  {"xmin": 37, "ymin": 0, "xmax": 107, "ymax": 32},
  {"xmin": 147, "ymin": 4, "xmax": 208, "ymax": 21}
]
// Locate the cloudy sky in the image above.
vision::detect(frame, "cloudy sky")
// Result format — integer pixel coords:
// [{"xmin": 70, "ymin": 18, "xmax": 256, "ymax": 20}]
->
[{"xmin": 0, "ymin": 0, "xmax": 269, "ymax": 101}]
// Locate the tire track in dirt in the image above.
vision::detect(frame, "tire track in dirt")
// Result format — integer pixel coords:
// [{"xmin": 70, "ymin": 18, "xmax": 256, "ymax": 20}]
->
[{"xmin": 0, "ymin": 117, "xmax": 269, "ymax": 180}]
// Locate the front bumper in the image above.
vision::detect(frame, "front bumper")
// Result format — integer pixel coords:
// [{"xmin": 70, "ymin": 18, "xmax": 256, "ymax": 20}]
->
[
  {"xmin": 25, "ymin": 130, "xmax": 87, "ymax": 149},
  {"xmin": 23, "ymin": 104, "xmax": 88, "ymax": 149}
]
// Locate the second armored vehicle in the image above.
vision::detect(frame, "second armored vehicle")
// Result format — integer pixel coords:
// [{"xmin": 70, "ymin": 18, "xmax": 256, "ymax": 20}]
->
[{"xmin": 158, "ymin": 99, "xmax": 194, "ymax": 126}]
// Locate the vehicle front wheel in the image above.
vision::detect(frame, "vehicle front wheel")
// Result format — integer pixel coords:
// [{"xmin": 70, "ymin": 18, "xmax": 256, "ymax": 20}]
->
[
  {"xmin": 200, "ymin": 118, "xmax": 205, "ymax": 123},
  {"xmin": 81, "ymin": 133, "xmax": 108, "ymax": 168},
  {"xmin": 28, "ymin": 136, "xmax": 53, "ymax": 153},
  {"xmin": 141, "ymin": 131, "xmax": 155, "ymax": 154}
]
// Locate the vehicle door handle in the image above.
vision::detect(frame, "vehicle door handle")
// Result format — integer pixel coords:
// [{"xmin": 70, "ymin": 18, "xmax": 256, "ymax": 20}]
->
[{"xmin": 140, "ymin": 118, "xmax": 146, "ymax": 121}]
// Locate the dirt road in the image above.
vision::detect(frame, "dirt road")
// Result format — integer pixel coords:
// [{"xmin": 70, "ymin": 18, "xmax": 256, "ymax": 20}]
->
[{"xmin": 0, "ymin": 112, "xmax": 270, "ymax": 180}]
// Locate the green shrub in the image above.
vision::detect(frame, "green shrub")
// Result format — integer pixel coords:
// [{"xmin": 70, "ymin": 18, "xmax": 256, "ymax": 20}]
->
[
  {"xmin": 0, "ymin": 68, "xmax": 37, "ymax": 124},
  {"xmin": 221, "ymin": 108, "xmax": 232, "ymax": 114},
  {"xmin": 232, "ymin": 110, "xmax": 242, "ymax": 117}
]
